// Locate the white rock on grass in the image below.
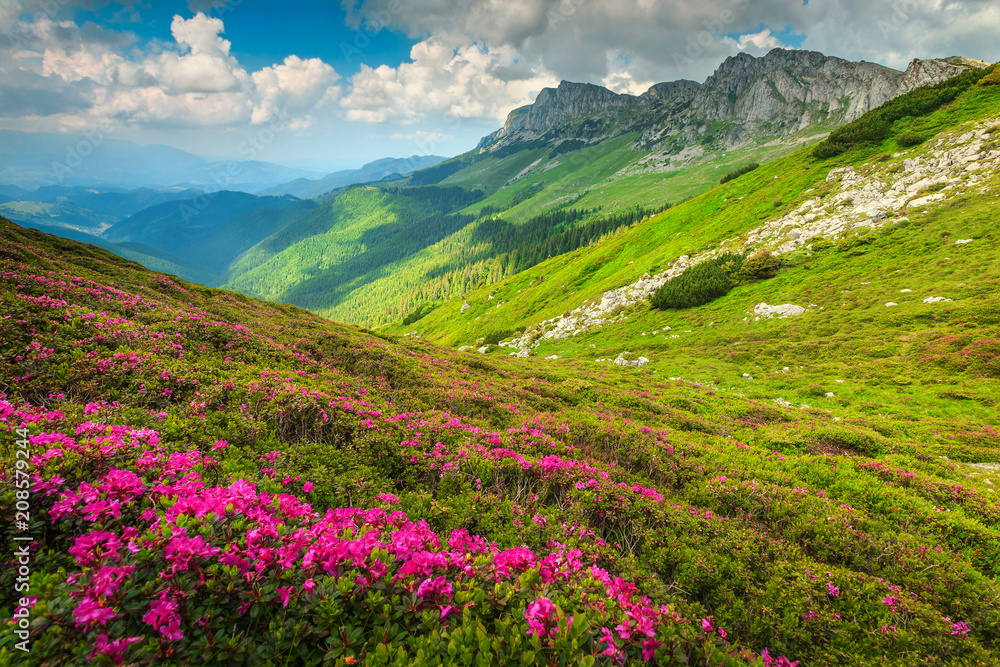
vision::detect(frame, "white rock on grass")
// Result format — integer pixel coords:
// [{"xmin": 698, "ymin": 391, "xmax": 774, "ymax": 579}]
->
[
  {"xmin": 900, "ymin": 289, "xmax": 912, "ymax": 293},
  {"xmin": 886, "ymin": 302, "xmax": 898, "ymax": 307},
  {"xmin": 460, "ymin": 302, "xmax": 471, "ymax": 313},
  {"xmin": 614, "ymin": 352, "xmax": 650, "ymax": 367},
  {"xmin": 477, "ymin": 345, "xmax": 489, "ymax": 354},
  {"xmin": 955, "ymin": 239, "xmax": 973, "ymax": 244},
  {"xmin": 923, "ymin": 296, "xmax": 953, "ymax": 304},
  {"xmin": 545, "ymin": 355, "xmax": 560, "ymax": 360},
  {"xmin": 753, "ymin": 303, "xmax": 806, "ymax": 319}
]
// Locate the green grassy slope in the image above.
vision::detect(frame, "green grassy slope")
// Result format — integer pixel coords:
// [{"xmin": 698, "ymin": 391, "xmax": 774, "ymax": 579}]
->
[
  {"xmin": 218, "ymin": 130, "xmax": 821, "ymax": 328},
  {"xmin": 1, "ymin": 217, "xmax": 998, "ymax": 665},
  {"xmin": 396, "ymin": 77, "xmax": 1000, "ymax": 422}
]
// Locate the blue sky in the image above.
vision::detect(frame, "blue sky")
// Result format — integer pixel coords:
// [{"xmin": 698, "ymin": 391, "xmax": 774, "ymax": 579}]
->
[
  {"xmin": 0, "ymin": 0, "xmax": 998, "ymax": 173},
  {"xmin": 75, "ymin": 1, "xmax": 418, "ymax": 76}
]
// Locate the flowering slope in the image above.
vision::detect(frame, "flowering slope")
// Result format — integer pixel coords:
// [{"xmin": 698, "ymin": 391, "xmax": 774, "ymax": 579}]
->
[{"xmin": 1, "ymin": 219, "xmax": 998, "ymax": 665}]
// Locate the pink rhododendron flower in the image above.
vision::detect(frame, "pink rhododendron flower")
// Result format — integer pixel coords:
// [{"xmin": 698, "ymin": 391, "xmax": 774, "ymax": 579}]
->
[
  {"xmin": 73, "ymin": 597, "xmax": 117, "ymax": 627},
  {"xmin": 88, "ymin": 634, "xmax": 142, "ymax": 664},
  {"xmin": 142, "ymin": 590, "xmax": 184, "ymax": 641},
  {"xmin": 525, "ymin": 596, "xmax": 556, "ymax": 637},
  {"xmin": 641, "ymin": 638, "xmax": 663, "ymax": 662},
  {"xmin": 951, "ymin": 621, "xmax": 971, "ymax": 635}
]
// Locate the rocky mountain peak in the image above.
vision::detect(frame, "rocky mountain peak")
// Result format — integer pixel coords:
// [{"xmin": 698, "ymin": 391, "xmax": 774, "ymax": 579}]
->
[
  {"xmin": 894, "ymin": 56, "xmax": 991, "ymax": 97},
  {"xmin": 480, "ymin": 49, "xmax": 987, "ymax": 155}
]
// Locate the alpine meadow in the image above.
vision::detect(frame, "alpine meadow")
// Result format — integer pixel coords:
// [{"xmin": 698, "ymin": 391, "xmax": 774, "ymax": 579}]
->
[{"xmin": 1, "ymin": 3, "xmax": 1000, "ymax": 666}]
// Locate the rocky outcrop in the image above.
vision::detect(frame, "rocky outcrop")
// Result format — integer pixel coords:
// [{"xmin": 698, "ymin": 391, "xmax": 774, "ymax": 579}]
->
[
  {"xmin": 496, "ymin": 113, "xmax": 999, "ymax": 346},
  {"xmin": 482, "ymin": 49, "xmax": 989, "ymax": 157},
  {"xmin": 482, "ymin": 48, "xmax": 914, "ymax": 153},
  {"xmin": 688, "ymin": 49, "xmax": 902, "ymax": 131},
  {"xmin": 894, "ymin": 57, "xmax": 990, "ymax": 97}
]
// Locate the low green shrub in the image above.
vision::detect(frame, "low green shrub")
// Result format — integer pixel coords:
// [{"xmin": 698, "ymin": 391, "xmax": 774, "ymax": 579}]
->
[
  {"xmin": 650, "ymin": 254, "xmax": 743, "ymax": 310},
  {"xmin": 896, "ymin": 131, "xmax": 927, "ymax": 147},
  {"xmin": 719, "ymin": 163, "xmax": 760, "ymax": 185}
]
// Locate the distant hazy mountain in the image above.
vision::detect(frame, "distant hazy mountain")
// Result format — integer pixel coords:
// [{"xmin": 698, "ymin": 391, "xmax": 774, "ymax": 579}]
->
[
  {"xmin": 104, "ymin": 191, "xmax": 317, "ymax": 276},
  {"xmin": 0, "ymin": 200, "xmax": 117, "ymax": 237},
  {"xmin": 258, "ymin": 155, "xmax": 447, "ymax": 199},
  {"xmin": 6, "ymin": 185, "xmax": 206, "ymax": 218},
  {"xmin": 0, "ymin": 130, "xmax": 323, "ymax": 191}
]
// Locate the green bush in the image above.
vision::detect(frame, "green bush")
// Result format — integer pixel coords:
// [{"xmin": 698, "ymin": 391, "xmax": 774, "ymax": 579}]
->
[
  {"xmin": 650, "ymin": 254, "xmax": 743, "ymax": 310},
  {"xmin": 896, "ymin": 131, "xmax": 926, "ymax": 148},
  {"xmin": 719, "ymin": 163, "xmax": 760, "ymax": 185},
  {"xmin": 483, "ymin": 328, "xmax": 517, "ymax": 345},
  {"xmin": 978, "ymin": 69, "xmax": 1000, "ymax": 86},
  {"xmin": 738, "ymin": 249, "xmax": 781, "ymax": 281}
]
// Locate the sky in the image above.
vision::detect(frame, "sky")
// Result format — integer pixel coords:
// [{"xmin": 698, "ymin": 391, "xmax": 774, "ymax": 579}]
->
[{"xmin": 1, "ymin": 0, "xmax": 998, "ymax": 172}]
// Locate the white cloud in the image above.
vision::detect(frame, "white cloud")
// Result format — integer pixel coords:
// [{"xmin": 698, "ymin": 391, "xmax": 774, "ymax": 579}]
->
[
  {"xmin": 601, "ymin": 50, "xmax": 655, "ymax": 95},
  {"xmin": 346, "ymin": 0, "xmax": 1000, "ymax": 93},
  {"xmin": 251, "ymin": 55, "xmax": 341, "ymax": 124},
  {"xmin": 1, "ymin": 9, "xmax": 344, "ymax": 131},
  {"xmin": 722, "ymin": 28, "xmax": 785, "ymax": 54},
  {"xmin": 341, "ymin": 38, "xmax": 557, "ymax": 123}
]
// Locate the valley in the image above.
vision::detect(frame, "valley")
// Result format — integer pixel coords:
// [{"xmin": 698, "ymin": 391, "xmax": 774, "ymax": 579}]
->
[{"xmin": 1, "ymin": 45, "xmax": 999, "ymax": 666}]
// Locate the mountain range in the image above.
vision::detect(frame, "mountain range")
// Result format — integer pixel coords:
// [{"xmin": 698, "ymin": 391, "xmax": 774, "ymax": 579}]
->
[
  {"xmin": 2, "ymin": 45, "xmax": 999, "ymax": 664},
  {"xmin": 0, "ymin": 50, "xmax": 993, "ymax": 329}
]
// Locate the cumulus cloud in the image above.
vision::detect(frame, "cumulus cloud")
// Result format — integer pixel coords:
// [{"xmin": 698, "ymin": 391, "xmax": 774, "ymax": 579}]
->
[
  {"xmin": 345, "ymin": 0, "xmax": 1000, "ymax": 90},
  {"xmin": 251, "ymin": 55, "xmax": 341, "ymax": 125},
  {"xmin": 0, "ymin": 7, "xmax": 343, "ymax": 132},
  {"xmin": 341, "ymin": 38, "xmax": 557, "ymax": 123},
  {"xmin": 722, "ymin": 28, "xmax": 785, "ymax": 54},
  {"xmin": 155, "ymin": 13, "xmax": 245, "ymax": 94}
]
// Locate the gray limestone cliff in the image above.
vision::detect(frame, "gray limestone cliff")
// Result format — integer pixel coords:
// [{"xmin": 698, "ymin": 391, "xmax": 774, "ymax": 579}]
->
[
  {"xmin": 480, "ymin": 49, "xmax": 989, "ymax": 155},
  {"xmin": 894, "ymin": 56, "xmax": 990, "ymax": 97}
]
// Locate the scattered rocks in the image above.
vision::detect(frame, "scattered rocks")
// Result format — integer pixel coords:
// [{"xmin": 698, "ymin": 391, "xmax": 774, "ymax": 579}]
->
[
  {"xmin": 460, "ymin": 302, "xmax": 471, "ymax": 313},
  {"xmin": 545, "ymin": 355, "xmax": 560, "ymax": 360},
  {"xmin": 501, "ymin": 114, "xmax": 997, "ymax": 345},
  {"xmin": 753, "ymin": 303, "xmax": 806, "ymax": 319},
  {"xmin": 955, "ymin": 239, "xmax": 973, "ymax": 244},
  {"xmin": 923, "ymin": 296, "xmax": 953, "ymax": 304},
  {"xmin": 614, "ymin": 352, "xmax": 650, "ymax": 367},
  {"xmin": 742, "ymin": 373, "xmax": 754, "ymax": 380},
  {"xmin": 477, "ymin": 345, "xmax": 489, "ymax": 354},
  {"xmin": 885, "ymin": 302, "xmax": 898, "ymax": 307}
]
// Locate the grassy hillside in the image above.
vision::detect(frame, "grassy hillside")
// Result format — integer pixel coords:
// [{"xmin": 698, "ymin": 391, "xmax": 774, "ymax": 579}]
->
[
  {"xmin": 402, "ymin": 73, "xmax": 1000, "ymax": 363},
  {"xmin": 218, "ymin": 131, "xmax": 817, "ymax": 328},
  {"xmin": 1, "ymin": 216, "xmax": 999, "ymax": 665}
]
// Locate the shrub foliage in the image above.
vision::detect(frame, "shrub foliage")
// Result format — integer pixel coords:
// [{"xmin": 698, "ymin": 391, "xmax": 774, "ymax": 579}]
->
[
  {"xmin": 719, "ymin": 163, "xmax": 761, "ymax": 185},
  {"xmin": 650, "ymin": 250, "xmax": 780, "ymax": 310}
]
